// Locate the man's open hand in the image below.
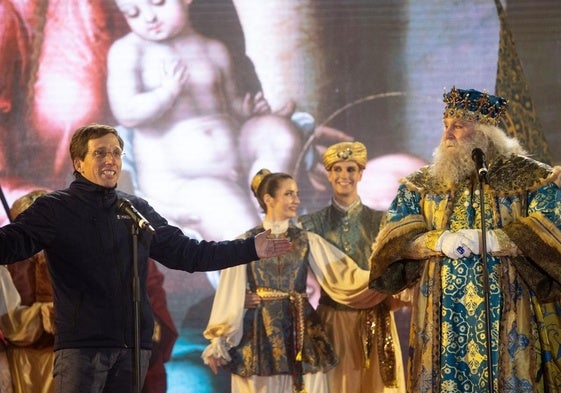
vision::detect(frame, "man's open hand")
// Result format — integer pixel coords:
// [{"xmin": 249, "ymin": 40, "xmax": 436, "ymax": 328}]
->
[{"xmin": 254, "ymin": 229, "xmax": 293, "ymax": 258}]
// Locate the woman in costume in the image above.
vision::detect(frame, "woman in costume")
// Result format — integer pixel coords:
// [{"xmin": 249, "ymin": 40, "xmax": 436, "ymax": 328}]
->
[{"xmin": 202, "ymin": 169, "xmax": 385, "ymax": 393}]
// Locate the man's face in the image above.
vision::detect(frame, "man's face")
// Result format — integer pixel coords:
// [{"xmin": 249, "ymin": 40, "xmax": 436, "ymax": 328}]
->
[
  {"xmin": 433, "ymin": 118, "xmax": 489, "ymax": 186},
  {"xmin": 442, "ymin": 118, "xmax": 476, "ymax": 149},
  {"xmin": 116, "ymin": 0, "xmax": 189, "ymax": 42},
  {"xmin": 327, "ymin": 161, "xmax": 363, "ymax": 199},
  {"xmin": 73, "ymin": 134, "xmax": 123, "ymax": 188}
]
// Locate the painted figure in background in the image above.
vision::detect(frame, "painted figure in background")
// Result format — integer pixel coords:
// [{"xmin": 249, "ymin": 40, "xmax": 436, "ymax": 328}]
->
[
  {"xmin": 202, "ymin": 169, "xmax": 387, "ymax": 393},
  {"xmin": 107, "ymin": 0, "xmax": 301, "ymax": 241},
  {"xmin": 299, "ymin": 141, "xmax": 407, "ymax": 393},
  {"xmin": 369, "ymin": 87, "xmax": 561, "ymax": 392}
]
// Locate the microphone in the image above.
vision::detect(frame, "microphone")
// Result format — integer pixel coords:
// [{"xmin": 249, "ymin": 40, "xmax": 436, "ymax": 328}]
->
[
  {"xmin": 471, "ymin": 148, "xmax": 488, "ymax": 182},
  {"xmin": 117, "ymin": 198, "xmax": 155, "ymax": 235}
]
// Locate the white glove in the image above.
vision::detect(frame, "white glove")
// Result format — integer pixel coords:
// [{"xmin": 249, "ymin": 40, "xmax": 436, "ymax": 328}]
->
[
  {"xmin": 436, "ymin": 230, "xmax": 473, "ymax": 259},
  {"xmin": 456, "ymin": 229, "xmax": 501, "ymax": 254},
  {"xmin": 485, "ymin": 230, "xmax": 500, "ymax": 253},
  {"xmin": 456, "ymin": 229, "xmax": 481, "ymax": 254}
]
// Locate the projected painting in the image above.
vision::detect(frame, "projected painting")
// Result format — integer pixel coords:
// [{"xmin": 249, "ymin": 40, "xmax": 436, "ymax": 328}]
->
[{"xmin": 0, "ymin": 0, "xmax": 560, "ymax": 392}]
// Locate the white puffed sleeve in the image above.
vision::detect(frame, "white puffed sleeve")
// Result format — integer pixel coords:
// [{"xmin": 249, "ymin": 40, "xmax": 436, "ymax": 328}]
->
[{"xmin": 201, "ymin": 264, "xmax": 247, "ymax": 366}]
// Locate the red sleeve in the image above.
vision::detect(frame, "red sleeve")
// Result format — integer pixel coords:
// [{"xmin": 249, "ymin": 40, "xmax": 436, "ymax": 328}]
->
[{"xmin": 146, "ymin": 259, "xmax": 178, "ymax": 362}]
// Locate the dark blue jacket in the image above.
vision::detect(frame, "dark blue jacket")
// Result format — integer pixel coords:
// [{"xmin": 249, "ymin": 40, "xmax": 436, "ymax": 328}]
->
[{"xmin": 0, "ymin": 175, "xmax": 259, "ymax": 350}]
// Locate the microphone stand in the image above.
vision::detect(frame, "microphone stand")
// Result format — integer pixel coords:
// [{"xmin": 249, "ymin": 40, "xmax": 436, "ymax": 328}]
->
[
  {"xmin": 476, "ymin": 170, "xmax": 495, "ymax": 393},
  {"xmin": 0, "ymin": 183, "xmax": 13, "ymax": 223},
  {"xmin": 129, "ymin": 224, "xmax": 142, "ymax": 393}
]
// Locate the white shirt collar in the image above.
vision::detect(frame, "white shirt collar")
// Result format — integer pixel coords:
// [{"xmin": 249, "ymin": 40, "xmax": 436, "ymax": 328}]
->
[
  {"xmin": 332, "ymin": 197, "xmax": 361, "ymax": 212},
  {"xmin": 262, "ymin": 219, "xmax": 290, "ymax": 235}
]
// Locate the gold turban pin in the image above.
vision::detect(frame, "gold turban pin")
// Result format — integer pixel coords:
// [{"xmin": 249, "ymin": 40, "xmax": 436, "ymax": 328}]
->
[{"xmin": 323, "ymin": 141, "xmax": 367, "ymax": 170}]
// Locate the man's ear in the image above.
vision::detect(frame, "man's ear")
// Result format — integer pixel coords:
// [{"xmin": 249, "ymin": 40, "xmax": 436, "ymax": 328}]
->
[{"xmin": 73, "ymin": 158, "xmax": 82, "ymax": 173}]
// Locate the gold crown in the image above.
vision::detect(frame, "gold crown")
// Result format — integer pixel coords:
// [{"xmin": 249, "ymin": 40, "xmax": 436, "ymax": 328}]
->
[{"xmin": 443, "ymin": 87, "xmax": 508, "ymax": 126}]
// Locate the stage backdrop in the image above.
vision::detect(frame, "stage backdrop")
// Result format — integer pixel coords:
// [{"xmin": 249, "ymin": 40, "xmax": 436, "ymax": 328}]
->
[{"xmin": 0, "ymin": 0, "xmax": 560, "ymax": 392}]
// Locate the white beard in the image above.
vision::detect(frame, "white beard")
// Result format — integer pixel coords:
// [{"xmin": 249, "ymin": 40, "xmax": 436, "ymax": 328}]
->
[{"xmin": 431, "ymin": 132, "xmax": 489, "ymax": 187}]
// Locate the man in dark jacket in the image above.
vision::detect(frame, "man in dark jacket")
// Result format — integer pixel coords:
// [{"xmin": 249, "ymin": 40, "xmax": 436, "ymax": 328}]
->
[{"xmin": 0, "ymin": 123, "xmax": 292, "ymax": 393}]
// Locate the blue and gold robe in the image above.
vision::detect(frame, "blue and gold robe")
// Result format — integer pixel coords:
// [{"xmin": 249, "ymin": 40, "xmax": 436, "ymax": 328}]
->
[{"xmin": 369, "ymin": 155, "xmax": 561, "ymax": 392}]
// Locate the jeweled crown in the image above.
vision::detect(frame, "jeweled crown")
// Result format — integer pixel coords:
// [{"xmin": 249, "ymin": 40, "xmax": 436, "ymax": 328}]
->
[{"xmin": 443, "ymin": 87, "xmax": 508, "ymax": 126}]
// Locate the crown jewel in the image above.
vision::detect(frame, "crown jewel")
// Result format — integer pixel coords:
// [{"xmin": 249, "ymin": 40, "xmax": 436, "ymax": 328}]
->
[{"xmin": 443, "ymin": 87, "xmax": 508, "ymax": 126}]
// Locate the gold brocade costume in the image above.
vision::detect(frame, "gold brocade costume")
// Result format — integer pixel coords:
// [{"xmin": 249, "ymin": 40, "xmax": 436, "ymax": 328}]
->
[
  {"xmin": 203, "ymin": 221, "xmax": 382, "ymax": 393},
  {"xmin": 369, "ymin": 154, "xmax": 561, "ymax": 392},
  {"xmin": 1, "ymin": 251, "xmax": 54, "ymax": 393},
  {"xmin": 300, "ymin": 201, "xmax": 406, "ymax": 393},
  {"xmin": 229, "ymin": 226, "xmax": 338, "ymax": 389}
]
